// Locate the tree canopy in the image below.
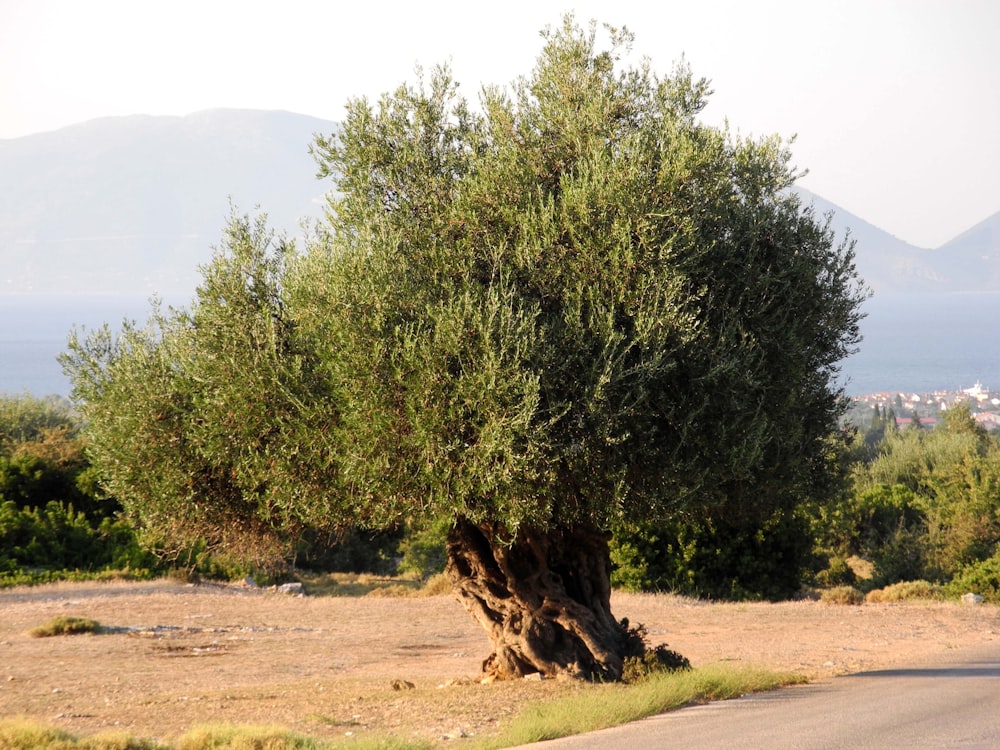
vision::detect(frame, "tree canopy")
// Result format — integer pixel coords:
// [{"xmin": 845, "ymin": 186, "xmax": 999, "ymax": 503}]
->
[
  {"xmin": 64, "ymin": 17, "xmax": 867, "ymax": 680},
  {"xmin": 301, "ymin": 18, "xmax": 865, "ymax": 533}
]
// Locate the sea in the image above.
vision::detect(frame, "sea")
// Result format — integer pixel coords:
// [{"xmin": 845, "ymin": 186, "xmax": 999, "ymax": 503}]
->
[{"xmin": 2, "ymin": 292, "xmax": 999, "ymax": 399}]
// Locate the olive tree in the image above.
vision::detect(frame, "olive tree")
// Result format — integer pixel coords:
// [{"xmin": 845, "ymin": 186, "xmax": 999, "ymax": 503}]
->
[
  {"xmin": 302, "ymin": 18, "xmax": 866, "ymax": 679},
  {"xmin": 66, "ymin": 17, "xmax": 866, "ymax": 681}
]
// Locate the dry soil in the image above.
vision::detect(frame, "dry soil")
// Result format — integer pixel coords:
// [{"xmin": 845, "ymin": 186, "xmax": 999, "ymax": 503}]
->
[{"xmin": 1, "ymin": 580, "xmax": 997, "ymax": 746}]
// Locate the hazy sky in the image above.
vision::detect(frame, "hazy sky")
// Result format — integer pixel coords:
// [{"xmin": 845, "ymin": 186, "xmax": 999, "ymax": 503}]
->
[{"xmin": 2, "ymin": 0, "xmax": 998, "ymax": 248}]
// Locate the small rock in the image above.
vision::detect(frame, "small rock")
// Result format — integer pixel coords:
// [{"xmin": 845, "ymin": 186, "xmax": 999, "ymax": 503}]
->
[
  {"xmin": 962, "ymin": 592, "xmax": 985, "ymax": 605},
  {"xmin": 523, "ymin": 672, "xmax": 543, "ymax": 681},
  {"xmin": 390, "ymin": 679, "xmax": 415, "ymax": 691},
  {"xmin": 442, "ymin": 728, "xmax": 469, "ymax": 740},
  {"xmin": 277, "ymin": 582, "xmax": 304, "ymax": 596}
]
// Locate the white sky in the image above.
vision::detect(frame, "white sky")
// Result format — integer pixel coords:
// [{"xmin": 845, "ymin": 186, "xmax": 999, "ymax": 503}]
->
[{"xmin": 2, "ymin": 0, "xmax": 998, "ymax": 248}]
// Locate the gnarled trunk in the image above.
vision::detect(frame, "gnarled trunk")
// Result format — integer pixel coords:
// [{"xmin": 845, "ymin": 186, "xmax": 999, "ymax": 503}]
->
[{"xmin": 444, "ymin": 517, "xmax": 641, "ymax": 681}]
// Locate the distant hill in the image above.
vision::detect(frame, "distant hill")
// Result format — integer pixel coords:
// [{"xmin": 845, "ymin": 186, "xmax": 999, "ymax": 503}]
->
[
  {"xmin": 2, "ymin": 109, "xmax": 998, "ymax": 297},
  {"xmin": 0, "ymin": 109, "xmax": 335, "ymax": 298},
  {"xmin": 800, "ymin": 189, "xmax": 1000, "ymax": 294}
]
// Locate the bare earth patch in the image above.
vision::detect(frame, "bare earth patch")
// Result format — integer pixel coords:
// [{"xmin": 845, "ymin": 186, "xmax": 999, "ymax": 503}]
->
[{"xmin": 1, "ymin": 581, "xmax": 998, "ymax": 746}]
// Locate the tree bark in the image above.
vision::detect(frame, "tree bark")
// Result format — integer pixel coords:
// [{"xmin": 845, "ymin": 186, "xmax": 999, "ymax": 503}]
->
[{"xmin": 444, "ymin": 517, "xmax": 642, "ymax": 681}]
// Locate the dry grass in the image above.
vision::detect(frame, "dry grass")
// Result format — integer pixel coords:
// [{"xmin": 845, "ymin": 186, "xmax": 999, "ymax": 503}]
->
[
  {"xmin": 2, "ymin": 581, "xmax": 997, "ymax": 747},
  {"xmin": 865, "ymin": 580, "xmax": 944, "ymax": 603},
  {"xmin": 296, "ymin": 572, "xmax": 450, "ymax": 598},
  {"xmin": 0, "ymin": 664, "xmax": 798, "ymax": 750},
  {"xmin": 819, "ymin": 586, "xmax": 865, "ymax": 605}
]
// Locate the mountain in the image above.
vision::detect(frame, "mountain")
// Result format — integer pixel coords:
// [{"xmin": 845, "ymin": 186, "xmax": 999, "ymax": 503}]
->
[
  {"xmin": 0, "ymin": 109, "xmax": 336, "ymax": 299},
  {"xmin": 1, "ymin": 110, "xmax": 998, "ymax": 298},
  {"xmin": 931, "ymin": 210, "xmax": 1000, "ymax": 291},
  {"xmin": 799, "ymin": 190, "xmax": 1000, "ymax": 294}
]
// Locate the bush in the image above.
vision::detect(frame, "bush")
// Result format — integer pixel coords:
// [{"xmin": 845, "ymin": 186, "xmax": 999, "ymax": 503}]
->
[
  {"xmin": 944, "ymin": 554, "xmax": 1000, "ymax": 604},
  {"xmin": 611, "ymin": 509, "xmax": 815, "ymax": 601},
  {"xmin": 620, "ymin": 644, "xmax": 692, "ymax": 683},
  {"xmin": 813, "ymin": 555, "xmax": 857, "ymax": 587},
  {"xmin": 865, "ymin": 580, "xmax": 943, "ymax": 603},
  {"xmin": 295, "ymin": 527, "xmax": 402, "ymax": 576},
  {"xmin": 0, "ymin": 499, "xmax": 156, "ymax": 581},
  {"xmin": 396, "ymin": 515, "xmax": 450, "ymax": 577},
  {"xmin": 29, "ymin": 615, "xmax": 103, "ymax": 637},
  {"xmin": 820, "ymin": 586, "xmax": 865, "ymax": 605}
]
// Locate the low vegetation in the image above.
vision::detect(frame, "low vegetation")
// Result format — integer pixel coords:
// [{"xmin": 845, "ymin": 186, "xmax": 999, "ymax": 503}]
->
[
  {"xmin": 28, "ymin": 615, "xmax": 103, "ymax": 638},
  {"xmin": 478, "ymin": 666, "xmax": 803, "ymax": 748},
  {"xmin": 4, "ymin": 391, "xmax": 1000, "ymax": 607},
  {"xmin": 864, "ymin": 580, "xmax": 943, "ymax": 603},
  {"xmin": 819, "ymin": 586, "xmax": 866, "ymax": 606},
  {"xmin": 0, "ymin": 664, "xmax": 799, "ymax": 750}
]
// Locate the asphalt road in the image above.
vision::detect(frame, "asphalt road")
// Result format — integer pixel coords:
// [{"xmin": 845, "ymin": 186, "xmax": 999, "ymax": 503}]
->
[{"xmin": 517, "ymin": 644, "xmax": 1000, "ymax": 749}]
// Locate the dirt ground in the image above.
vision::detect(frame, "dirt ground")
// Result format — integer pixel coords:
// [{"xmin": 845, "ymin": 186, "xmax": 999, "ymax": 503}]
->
[{"xmin": 1, "ymin": 580, "xmax": 998, "ymax": 746}]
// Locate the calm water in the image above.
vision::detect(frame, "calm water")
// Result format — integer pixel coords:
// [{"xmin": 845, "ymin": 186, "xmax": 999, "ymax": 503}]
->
[
  {"xmin": 841, "ymin": 292, "xmax": 1000, "ymax": 395},
  {"xmin": 2, "ymin": 292, "xmax": 999, "ymax": 398},
  {"xmin": 0, "ymin": 295, "xmax": 163, "ymax": 398}
]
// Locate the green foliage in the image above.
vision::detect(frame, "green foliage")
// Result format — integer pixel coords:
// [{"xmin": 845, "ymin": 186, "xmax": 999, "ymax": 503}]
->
[
  {"xmin": 62, "ymin": 18, "xmax": 865, "ymax": 599},
  {"xmin": 610, "ymin": 508, "xmax": 814, "ymax": 600},
  {"xmin": 813, "ymin": 555, "xmax": 857, "ymax": 587},
  {"xmin": 0, "ymin": 394, "xmax": 158, "ymax": 584},
  {"xmin": 819, "ymin": 404, "xmax": 1000, "ymax": 591},
  {"xmin": 396, "ymin": 516, "xmax": 451, "ymax": 577},
  {"xmin": 620, "ymin": 643, "xmax": 691, "ymax": 682},
  {"xmin": 0, "ymin": 394, "xmax": 76, "ymax": 445},
  {"xmin": 0, "ymin": 395, "xmax": 117, "ymax": 518},
  {"xmin": 0, "ymin": 499, "xmax": 155, "ymax": 581},
  {"xmin": 295, "ymin": 528, "xmax": 402, "ymax": 576},
  {"xmin": 944, "ymin": 552, "xmax": 1000, "ymax": 604},
  {"xmin": 303, "ymin": 15, "xmax": 866, "ymax": 538},
  {"xmin": 62, "ymin": 213, "xmax": 345, "ymax": 566}
]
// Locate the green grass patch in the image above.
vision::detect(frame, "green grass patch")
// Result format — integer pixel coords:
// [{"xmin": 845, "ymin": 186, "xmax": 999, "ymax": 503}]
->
[
  {"xmin": 0, "ymin": 718, "xmax": 164, "ymax": 749},
  {"xmin": 28, "ymin": 616, "xmax": 103, "ymax": 638},
  {"xmin": 474, "ymin": 664, "xmax": 804, "ymax": 748},
  {"xmin": 175, "ymin": 724, "xmax": 330, "ymax": 749},
  {"xmin": 0, "ymin": 720, "xmax": 431, "ymax": 750}
]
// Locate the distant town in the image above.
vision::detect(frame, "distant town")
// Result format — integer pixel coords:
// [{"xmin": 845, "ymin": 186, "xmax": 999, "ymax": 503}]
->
[{"xmin": 847, "ymin": 381, "xmax": 1000, "ymax": 432}]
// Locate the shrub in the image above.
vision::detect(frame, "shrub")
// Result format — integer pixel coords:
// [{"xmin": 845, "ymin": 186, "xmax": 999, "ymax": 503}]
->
[
  {"xmin": 420, "ymin": 571, "xmax": 453, "ymax": 596},
  {"xmin": 396, "ymin": 515, "xmax": 450, "ymax": 577},
  {"xmin": 820, "ymin": 586, "xmax": 865, "ymax": 605},
  {"xmin": 0, "ymin": 500, "xmax": 157, "ymax": 582},
  {"xmin": 865, "ymin": 580, "xmax": 943, "ymax": 603},
  {"xmin": 611, "ymin": 509, "xmax": 815, "ymax": 601},
  {"xmin": 944, "ymin": 553, "xmax": 1000, "ymax": 604},
  {"xmin": 813, "ymin": 555, "xmax": 857, "ymax": 587},
  {"xmin": 620, "ymin": 644, "xmax": 692, "ymax": 683},
  {"xmin": 29, "ymin": 615, "xmax": 103, "ymax": 637}
]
